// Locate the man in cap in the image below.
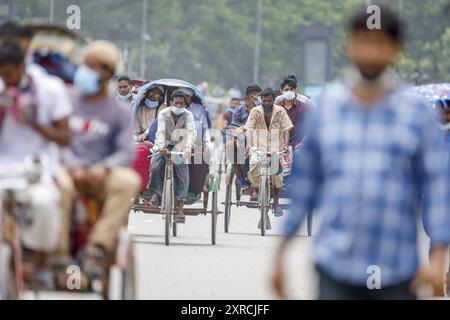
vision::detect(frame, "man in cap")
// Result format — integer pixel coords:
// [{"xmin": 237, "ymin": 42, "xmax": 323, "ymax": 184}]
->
[
  {"xmin": 178, "ymin": 87, "xmax": 212, "ymax": 197},
  {"xmin": 60, "ymin": 40, "xmax": 141, "ymax": 281},
  {"xmin": 133, "ymin": 83, "xmax": 165, "ymax": 142}
]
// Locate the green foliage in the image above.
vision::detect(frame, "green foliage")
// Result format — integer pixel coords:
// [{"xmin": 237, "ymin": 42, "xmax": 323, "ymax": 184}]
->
[{"xmin": 12, "ymin": 0, "xmax": 450, "ymax": 88}]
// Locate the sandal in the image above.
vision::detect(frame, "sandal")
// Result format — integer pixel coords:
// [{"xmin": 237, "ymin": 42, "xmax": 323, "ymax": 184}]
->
[
  {"xmin": 273, "ymin": 205, "xmax": 284, "ymax": 217},
  {"xmin": 174, "ymin": 208, "xmax": 185, "ymax": 224},
  {"xmin": 148, "ymin": 194, "xmax": 160, "ymax": 207}
]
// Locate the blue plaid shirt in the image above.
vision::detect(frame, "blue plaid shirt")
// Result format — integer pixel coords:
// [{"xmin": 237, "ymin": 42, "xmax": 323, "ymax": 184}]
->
[{"xmin": 284, "ymin": 83, "xmax": 450, "ymax": 287}]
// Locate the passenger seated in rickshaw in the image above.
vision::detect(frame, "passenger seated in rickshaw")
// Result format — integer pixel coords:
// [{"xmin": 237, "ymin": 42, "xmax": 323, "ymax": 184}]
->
[
  {"xmin": 147, "ymin": 90, "xmax": 196, "ymax": 223},
  {"xmin": 244, "ymin": 88, "xmax": 293, "ymax": 217},
  {"xmin": 60, "ymin": 41, "xmax": 141, "ymax": 278},
  {"xmin": 133, "ymin": 84, "xmax": 166, "ymax": 142},
  {"xmin": 179, "ymin": 88, "xmax": 213, "ymax": 198},
  {"xmin": 225, "ymin": 84, "xmax": 262, "ymax": 201}
]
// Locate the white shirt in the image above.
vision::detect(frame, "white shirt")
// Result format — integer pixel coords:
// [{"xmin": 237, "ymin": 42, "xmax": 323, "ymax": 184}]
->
[{"xmin": 0, "ymin": 65, "xmax": 72, "ymax": 180}]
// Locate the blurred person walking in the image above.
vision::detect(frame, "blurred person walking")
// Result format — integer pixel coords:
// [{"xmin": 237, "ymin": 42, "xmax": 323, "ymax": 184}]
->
[{"xmin": 271, "ymin": 7, "xmax": 450, "ymax": 300}]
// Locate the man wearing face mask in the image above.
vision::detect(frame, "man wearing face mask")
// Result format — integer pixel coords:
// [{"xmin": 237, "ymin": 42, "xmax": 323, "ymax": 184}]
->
[
  {"xmin": 274, "ymin": 75, "xmax": 311, "ymax": 150},
  {"xmin": 226, "ymin": 84, "xmax": 262, "ymax": 201},
  {"xmin": 148, "ymin": 90, "xmax": 196, "ymax": 223},
  {"xmin": 272, "ymin": 7, "xmax": 450, "ymax": 300},
  {"xmin": 60, "ymin": 40, "xmax": 141, "ymax": 278},
  {"xmin": 116, "ymin": 75, "xmax": 135, "ymax": 104},
  {"xmin": 245, "ymin": 88, "xmax": 293, "ymax": 222},
  {"xmin": 133, "ymin": 84, "xmax": 166, "ymax": 142}
]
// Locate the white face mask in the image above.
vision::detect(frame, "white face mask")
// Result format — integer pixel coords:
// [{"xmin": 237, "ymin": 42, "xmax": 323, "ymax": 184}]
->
[
  {"xmin": 118, "ymin": 92, "xmax": 132, "ymax": 101},
  {"xmin": 344, "ymin": 66, "xmax": 395, "ymax": 90},
  {"xmin": 171, "ymin": 106, "xmax": 186, "ymax": 115},
  {"xmin": 283, "ymin": 91, "xmax": 296, "ymax": 101}
]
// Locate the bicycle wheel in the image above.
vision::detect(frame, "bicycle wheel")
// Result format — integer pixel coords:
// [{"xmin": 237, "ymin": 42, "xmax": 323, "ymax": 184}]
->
[
  {"xmin": 211, "ymin": 191, "xmax": 218, "ymax": 245},
  {"xmin": 224, "ymin": 183, "xmax": 232, "ymax": 233},
  {"xmin": 259, "ymin": 175, "xmax": 268, "ymax": 237},
  {"xmin": 0, "ymin": 243, "xmax": 18, "ymax": 300},
  {"xmin": 117, "ymin": 228, "xmax": 136, "ymax": 300},
  {"xmin": 164, "ymin": 179, "xmax": 172, "ymax": 246}
]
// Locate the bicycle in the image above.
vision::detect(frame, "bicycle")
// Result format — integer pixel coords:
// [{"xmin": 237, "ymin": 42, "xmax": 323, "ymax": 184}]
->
[
  {"xmin": 252, "ymin": 148, "xmax": 287, "ymax": 236},
  {"xmin": 0, "ymin": 155, "xmax": 43, "ymax": 299}
]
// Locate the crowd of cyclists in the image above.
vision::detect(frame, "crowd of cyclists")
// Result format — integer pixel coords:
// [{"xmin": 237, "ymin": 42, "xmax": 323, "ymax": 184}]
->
[
  {"xmin": 0, "ymin": 21, "xmax": 311, "ymax": 292},
  {"xmin": 1, "ymin": 5, "xmax": 449, "ymax": 300}
]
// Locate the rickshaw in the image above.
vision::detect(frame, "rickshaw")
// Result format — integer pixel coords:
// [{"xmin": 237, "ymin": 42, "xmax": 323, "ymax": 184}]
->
[
  {"xmin": 131, "ymin": 79, "xmax": 221, "ymax": 246},
  {"xmin": 222, "ymin": 126, "xmax": 313, "ymax": 237},
  {"xmin": 0, "ymin": 24, "xmax": 136, "ymax": 300}
]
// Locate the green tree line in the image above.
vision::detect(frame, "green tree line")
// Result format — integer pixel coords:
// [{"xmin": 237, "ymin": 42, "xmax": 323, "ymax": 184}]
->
[{"xmin": 13, "ymin": 0, "xmax": 450, "ymax": 89}]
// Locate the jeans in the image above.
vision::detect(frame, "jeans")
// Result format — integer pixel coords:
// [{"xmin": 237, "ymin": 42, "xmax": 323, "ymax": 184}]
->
[{"xmin": 316, "ymin": 265, "xmax": 416, "ymax": 300}]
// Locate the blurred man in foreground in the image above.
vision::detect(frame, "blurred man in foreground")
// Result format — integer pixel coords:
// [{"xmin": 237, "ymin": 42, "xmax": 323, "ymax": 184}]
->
[
  {"xmin": 272, "ymin": 7, "xmax": 450, "ymax": 300},
  {"xmin": 60, "ymin": 40, "xmax": 140, "ymax": 276}
]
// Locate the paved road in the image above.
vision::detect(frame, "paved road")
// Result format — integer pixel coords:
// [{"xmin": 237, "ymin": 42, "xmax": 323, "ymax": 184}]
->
[
  {"xmin": 129, "ymin": 183, "xmax": 317, "ymax": 300},
  {"xmin": 23, "ymin": 179, "xmax": 432, "ymax": 300}
]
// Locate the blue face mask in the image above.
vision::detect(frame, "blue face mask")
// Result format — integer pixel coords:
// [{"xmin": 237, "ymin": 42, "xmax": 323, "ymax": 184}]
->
[
  {"xmin": 144, "ymin": 98, "xmax": 159, "ymax": 109},
  {"xmin": 254, "ymin": 97, "xmax": 262, "ymax": 106},
  {"xmin": 74, "ymin": 65, "xmax": 100, "ymax": 95},
  {"xmin": 171, "ymin": 106, "xmax": 186, "ymax": 115}
]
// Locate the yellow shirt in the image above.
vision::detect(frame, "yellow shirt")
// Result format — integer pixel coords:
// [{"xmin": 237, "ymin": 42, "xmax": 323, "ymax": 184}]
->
[{"xmin": 244, "ymin": 104, "xmax": 294, "ymax": 152}]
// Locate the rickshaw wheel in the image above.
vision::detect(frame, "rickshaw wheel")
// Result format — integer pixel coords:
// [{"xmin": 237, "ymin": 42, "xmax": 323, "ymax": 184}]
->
[
  {"xmin": 164, "ymin": 179, "xmax": 172, "ymax": 246},
  {"xmin": 108, "ymin": 228, "xmax": 136, "ymax": 300},
  {"xmin": 259, "ymin": 175, "xmax": 270, "ymax": 237},
  {"xmin": 0, "ymin": 243, "xmax": 19, "ymax": 300},
  {"xmin": 224, "ymin": 184, "xmax": 232, "ymax": 233},
  {"xmin": 211, "ymin": 191, "xmax": 218, "ymax": 245},
  {"xmin": 172, "ymin": 221, "xmax": 177, "ymax": 237}
]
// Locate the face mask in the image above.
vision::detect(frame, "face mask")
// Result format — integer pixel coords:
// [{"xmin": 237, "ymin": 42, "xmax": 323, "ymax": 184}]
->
[
  {"xmin": 171, "ymin": 106, "xmax": 186, "ymax": 115},
  {"xmin": 144, "ymin": 98, "xmax": 159, "ymax": 109},
  {"xmin": 254, "ymin": 97, "xmax": 262, "ymax": 106},
  {"xmin": 345, "ymin": 66, "xmax": 394, "ymax": 90},
  {"xmin": 74, "ymin": 65, "xmax": 100, "ymax": 95},
  {"xmin": 263, "ymin": 104, "xmax": 272, "ymax": 112},
  {"xmin": 118, "ymin": 92, "xmax": 131, "ymax": 101},
  {"xmin": 283, "ymin": 91, "xmax": 296, "ymax": 101}
]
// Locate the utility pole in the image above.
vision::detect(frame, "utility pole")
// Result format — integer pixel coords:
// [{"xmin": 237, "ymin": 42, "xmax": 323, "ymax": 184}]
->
[
  {"xmin": 398, "ymin": 0, "xmax": 404, "ymax": 17},
  {"xmin": 253, "ymin": 0, "xmax": 263, "ymax": 84},
  {"xmin": 49, "ymin": 0, "xmax": 54, "ymax": 22},
  {"xmin": 140, "ymin": 0, "xmax": 148, "ymax": 79}
]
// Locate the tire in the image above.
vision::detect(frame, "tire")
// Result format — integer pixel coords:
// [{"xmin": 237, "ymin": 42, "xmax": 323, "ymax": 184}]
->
[
  {"xmin": 172, "ymin": 221, "xmax": 177, "ymax": 237},
  {"xmin": 211, "ymin": 191, "xmax": 218, "ymax": 245},
  {"xmin": 109, "ymin": 229, "xmax": 136, "ymax": 300},
  {"xmin": 0, "ymin": 243, "xmax": 18, "ymax": 300},
  {"xmin": 224, "ymin": 184, "xmax": 232, "ymax": 233},
  {"xmin": 164, "ymin": 179, "xmax": 172, "ymax": 246},
  {"xmin": 119, "ymin": 246, "xmax": 136, "ymax": 300},
  {"xmin": 259, "ymin": 175, "xmax": 268, "ymax": 237}
]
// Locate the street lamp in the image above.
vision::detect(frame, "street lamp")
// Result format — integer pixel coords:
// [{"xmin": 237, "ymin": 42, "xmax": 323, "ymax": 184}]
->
[
  {"xmin": 49, "ymin": 0, "xmax": 54, "ymax": 22},
  {"xmin": 253, "ymin": 0, "xmax": 263, "ymax": 84},
  {"xmin": 140, "ymin": 0, "xmax": 149, "ymax": 79}
]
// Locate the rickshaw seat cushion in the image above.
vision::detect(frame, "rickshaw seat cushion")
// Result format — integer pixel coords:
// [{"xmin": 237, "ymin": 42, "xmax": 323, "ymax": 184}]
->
[{"xmin": 133, "ymin": 142, "xmax": 153, "ymax": 192}]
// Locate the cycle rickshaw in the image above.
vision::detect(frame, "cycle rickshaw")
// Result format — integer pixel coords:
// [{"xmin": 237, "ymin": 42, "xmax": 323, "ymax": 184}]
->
[
  {"xmin": 131, "ymin": 79, "xmax": 221, "ymax": 246},
  {"xmin": 222, "ymin": 126, "xmax": 313, "ymax": 236},
  {"xmin": 0, "ymin": 156, "xmax": 136, "ymax": 300},
  {"xmin": 0, "ymin": 24, "xmax": 136, "ymax": 300}
]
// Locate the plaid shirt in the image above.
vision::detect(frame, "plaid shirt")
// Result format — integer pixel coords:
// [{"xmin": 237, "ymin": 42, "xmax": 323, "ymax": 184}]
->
[{"xmin": 284, "ymin": 83, "xmax": 450, "ymax": 287}]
